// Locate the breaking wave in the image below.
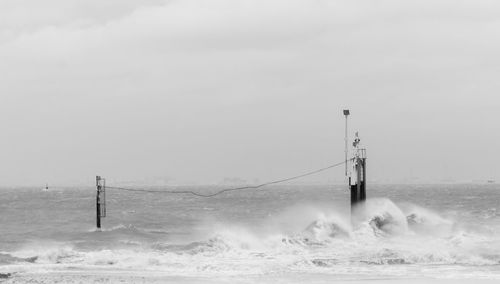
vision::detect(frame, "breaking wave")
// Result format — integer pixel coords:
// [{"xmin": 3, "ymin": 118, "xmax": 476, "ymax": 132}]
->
[
  {"xmin": 0, "ymin": 253, "xmax": 37, "ymax": 265},
  {"xmin": 3, "ymin": 198, "xmax": 500, "ymax": 276}
]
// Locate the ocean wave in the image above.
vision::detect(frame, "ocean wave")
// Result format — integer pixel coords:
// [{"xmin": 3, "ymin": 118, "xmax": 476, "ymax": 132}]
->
[
  {"xmin": 0, "ymin": 253, "xmax": 37, "ymax": 265},
  {"xmin": 87, "ymin": 224, "xmax": 140, "ymax": 233},
  {"xmin": 4, "ymin": 198, "xmax": 500, "ymax": 276}
]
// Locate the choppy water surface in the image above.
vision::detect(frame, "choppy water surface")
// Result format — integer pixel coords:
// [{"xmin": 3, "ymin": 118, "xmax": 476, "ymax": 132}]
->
[{"xmin": 1, "ymin": 184, "xmax": 499, "ymax": 280}]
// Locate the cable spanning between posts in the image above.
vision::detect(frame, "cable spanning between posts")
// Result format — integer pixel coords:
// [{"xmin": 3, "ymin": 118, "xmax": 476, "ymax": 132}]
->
[{"xmin": 106, "ymin": 159, "xmax": 352, "ymax": 198}]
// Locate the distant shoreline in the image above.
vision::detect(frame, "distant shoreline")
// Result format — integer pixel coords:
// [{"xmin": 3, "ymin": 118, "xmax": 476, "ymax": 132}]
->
[{"xmin": 0, "ymin": 181, "xmax": 497, "ymax": 190}]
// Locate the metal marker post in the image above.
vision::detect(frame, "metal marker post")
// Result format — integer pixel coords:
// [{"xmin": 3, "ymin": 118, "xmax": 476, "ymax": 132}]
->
[
  {"xmin": 349, "ymin": 133, "xmax": 367, "ymax": 221},
  {"xmin": 96, "ymin": 176, "xmax": 102, "ymax": 230}
]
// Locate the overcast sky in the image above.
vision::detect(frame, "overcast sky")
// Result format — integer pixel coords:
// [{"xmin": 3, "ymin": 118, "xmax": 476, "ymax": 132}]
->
[{"xmin": 0, "ymin": 0, "xmax": 499, "ymax": 186}]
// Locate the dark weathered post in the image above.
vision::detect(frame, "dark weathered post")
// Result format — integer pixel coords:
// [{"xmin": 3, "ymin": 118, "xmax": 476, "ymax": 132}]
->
[
  {"xmin": 349, "ymin": 133, "xmax": 367, "ymax": 217},
  {"xmin": 96, "ymin": 175, "xmax": 102, "ymax": 230},
  {"xmin": 361, "ymin": 155, "xmax": 366, "ymax": 201}
]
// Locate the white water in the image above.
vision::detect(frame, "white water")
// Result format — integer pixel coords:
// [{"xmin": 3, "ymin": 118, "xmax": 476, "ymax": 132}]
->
[
  {"xmin": 2, "ymin": 198, "xmax": 499, "ymax": 279},
  {"xmin": 1, "ymin": 185, "xmax": 500, "ymax": 280}
]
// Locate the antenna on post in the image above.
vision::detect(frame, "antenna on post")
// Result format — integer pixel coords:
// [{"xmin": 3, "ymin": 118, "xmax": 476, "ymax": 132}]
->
[{"xmin": 343, "ymin": 109, "xmax": 350, "ymax": 176}]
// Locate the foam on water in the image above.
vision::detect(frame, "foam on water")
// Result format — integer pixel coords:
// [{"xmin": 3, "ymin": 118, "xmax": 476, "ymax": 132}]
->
[
  {"xmin": 2, "ymin": 183, "xmax": 500, "ymax": 280},
  {"xmin": 3, "ymin": 197, "xmax": 500, "ymax": 278}
]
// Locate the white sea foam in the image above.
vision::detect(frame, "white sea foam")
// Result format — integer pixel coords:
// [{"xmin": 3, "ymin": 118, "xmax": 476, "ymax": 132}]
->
[{"xmin": 4, "ymin": 198, "xmax": 500, "ymax": 278}]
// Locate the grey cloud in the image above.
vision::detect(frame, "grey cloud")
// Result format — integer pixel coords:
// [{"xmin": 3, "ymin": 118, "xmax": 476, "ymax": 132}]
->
[{"xmin": 0, "ymin": 0, "xmax": 499, "ymax": 185}]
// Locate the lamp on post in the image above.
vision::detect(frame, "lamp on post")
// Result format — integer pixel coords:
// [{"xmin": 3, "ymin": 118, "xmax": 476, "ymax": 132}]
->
[{"xmin": 343, "ymin": 109, "xmax": 350, "ymax": 176}]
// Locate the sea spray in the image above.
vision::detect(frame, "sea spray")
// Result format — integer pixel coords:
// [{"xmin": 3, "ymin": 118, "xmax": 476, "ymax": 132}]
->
[
  {"xmin": 2, "ymin": 184, "xmax": 500, "ymax": 279},
  {"xmin": 402, "ymin": 203, "xmax": 456, "ymax": 236}
]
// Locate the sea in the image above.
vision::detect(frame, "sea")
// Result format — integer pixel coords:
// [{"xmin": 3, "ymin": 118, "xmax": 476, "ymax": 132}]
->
[{"xmin": 1, "ymin": 184, "xmax": 500, "ymax": 282}]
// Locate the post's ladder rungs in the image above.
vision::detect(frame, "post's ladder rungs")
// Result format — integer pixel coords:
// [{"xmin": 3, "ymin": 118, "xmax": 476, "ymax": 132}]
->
[{"xmin": 101, "ymin": 178, "xmax": 106, "ymax": 218}]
